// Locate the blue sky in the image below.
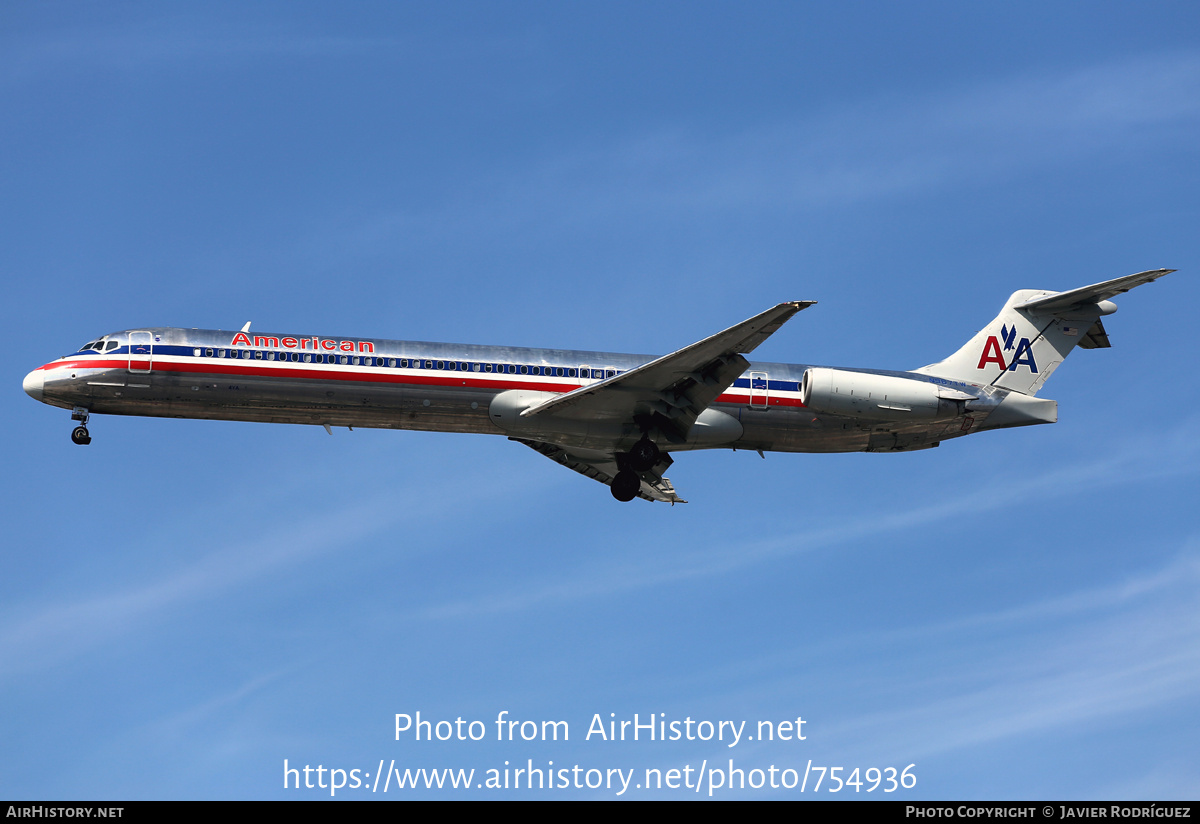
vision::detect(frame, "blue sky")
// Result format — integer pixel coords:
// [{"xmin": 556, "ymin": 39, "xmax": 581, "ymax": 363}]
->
[{"xmin": 3, "ymin": 2, "xmax": 1198, "ymax": 799}]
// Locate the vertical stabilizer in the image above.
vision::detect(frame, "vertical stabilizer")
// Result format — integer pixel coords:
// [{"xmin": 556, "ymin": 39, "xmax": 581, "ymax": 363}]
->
[{"xmin": 914, "ymin": 269, "xmax": 1174, "ymax": 396}]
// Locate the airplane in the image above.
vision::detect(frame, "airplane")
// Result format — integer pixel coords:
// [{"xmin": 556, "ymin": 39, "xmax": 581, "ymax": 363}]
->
[{"xmin": 22, "ymin": 268, "xmax": 1175, "ymax": 503}]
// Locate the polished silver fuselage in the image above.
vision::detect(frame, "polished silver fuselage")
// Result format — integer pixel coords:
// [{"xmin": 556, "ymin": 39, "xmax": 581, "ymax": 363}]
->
[{"xmin": 29, "ymin": 326, "xmax": 998, "ymax": 454}]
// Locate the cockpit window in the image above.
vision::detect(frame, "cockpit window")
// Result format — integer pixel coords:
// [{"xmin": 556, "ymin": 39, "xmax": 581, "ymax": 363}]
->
[
  {"xmin": 105, "ymin": 340, "xmax": 119, "ymax": 352},
  {"xmin": 79, "ymin": 340, "xmax": 101, "ymax": 352}
]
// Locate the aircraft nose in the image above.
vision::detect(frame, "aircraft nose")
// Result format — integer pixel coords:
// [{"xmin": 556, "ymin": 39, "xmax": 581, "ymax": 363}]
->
[{"xmin": 23, "ymin": 368, "xmax": 44, "ymax": 402}]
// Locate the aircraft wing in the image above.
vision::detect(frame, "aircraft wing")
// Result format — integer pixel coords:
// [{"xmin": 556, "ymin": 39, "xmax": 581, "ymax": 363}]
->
[
  {"xmin": 1016, "ymin": 268, "xmax": 1175, "ymax": 313},
  {"xmin": 518, "ymin": 301, "xmax": 815, "ymax": 443},
  {"xmin": 512, "ymin": 438, "xmax": 686, "ymax": 504}
]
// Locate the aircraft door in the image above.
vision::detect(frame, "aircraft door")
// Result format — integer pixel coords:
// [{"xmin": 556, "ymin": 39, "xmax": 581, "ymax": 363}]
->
[
  {"xmin": 128, "ymin": 331, "xmax": 153, "ymax": 373},
  {"xmin": 750, "ymin": 371, "xmax": 769, "ymax": 409}
]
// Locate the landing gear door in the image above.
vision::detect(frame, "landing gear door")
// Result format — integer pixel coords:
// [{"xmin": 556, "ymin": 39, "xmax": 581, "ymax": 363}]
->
[
  {"xmin": 750, "ymin": 371, "xmax": 769, "ymax": 409},
  {"xmin": 128, "ymin": 331, "xmax": 153, "ymax": 373}
]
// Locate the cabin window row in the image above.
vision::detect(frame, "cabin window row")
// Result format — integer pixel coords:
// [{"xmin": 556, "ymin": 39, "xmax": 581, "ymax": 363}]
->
[{"xmin": 192, "ymin": 348, "xmax": 620, "ymax": 379}]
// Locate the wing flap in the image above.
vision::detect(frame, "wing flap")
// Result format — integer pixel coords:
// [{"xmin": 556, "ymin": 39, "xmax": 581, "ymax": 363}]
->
[{"xmin": 512, "ymin": 438, "xmax": 686, "ymax": 503}]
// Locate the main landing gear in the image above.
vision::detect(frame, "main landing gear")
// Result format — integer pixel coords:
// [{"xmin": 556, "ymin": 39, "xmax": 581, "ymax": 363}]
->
[
  {"xmin": 610, "ymin": 437, "xmax": 663, "ymax": 502},
  {"xmin": 70, "ymin": 407, "xmax": 91, "ymax": 445},
  {"xmin": 611, "ymin": 470, "xmax": 640, "ymax": 502},
  {"xmin": 627, "ymin": 437, "xmax": 661, "ymax": 472}
]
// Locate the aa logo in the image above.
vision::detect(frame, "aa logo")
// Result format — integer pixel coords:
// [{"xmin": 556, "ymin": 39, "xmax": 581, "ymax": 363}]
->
[{"xmin": 977, "ymin": 324, "xmax": 1038, "ymax": 372}]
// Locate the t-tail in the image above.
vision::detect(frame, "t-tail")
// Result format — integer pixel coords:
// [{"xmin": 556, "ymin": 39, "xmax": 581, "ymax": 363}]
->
[{"xmin": 915, "ymin": 269, "xmax": 1176, "ymax": 397}]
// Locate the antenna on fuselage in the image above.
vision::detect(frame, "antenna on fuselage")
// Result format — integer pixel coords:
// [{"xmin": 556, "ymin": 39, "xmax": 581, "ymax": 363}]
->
[{"xmin": 240, "ymin": 321, "xmax": 251, "ymax": 333}]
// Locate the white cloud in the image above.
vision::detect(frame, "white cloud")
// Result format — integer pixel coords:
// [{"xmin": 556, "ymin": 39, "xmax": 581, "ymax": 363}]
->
[
  {"xmin": 414, "ymin": 420, "xmax": 1200, "ymax": 622},
  {"xmin": 324, "ymin": 50, "xmax": 1200, "ymax": 260}
]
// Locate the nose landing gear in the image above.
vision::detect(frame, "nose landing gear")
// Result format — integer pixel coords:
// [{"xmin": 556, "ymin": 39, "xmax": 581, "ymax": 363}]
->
[{"xmin": 70, "ymin": 407, "xmax": 91, "ymax": 445}]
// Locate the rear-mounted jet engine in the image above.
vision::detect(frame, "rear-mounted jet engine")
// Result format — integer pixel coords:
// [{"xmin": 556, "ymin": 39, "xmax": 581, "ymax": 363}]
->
[{"xmin": 800, "ymin": 367, "xmax": 976, "ymax": 420}]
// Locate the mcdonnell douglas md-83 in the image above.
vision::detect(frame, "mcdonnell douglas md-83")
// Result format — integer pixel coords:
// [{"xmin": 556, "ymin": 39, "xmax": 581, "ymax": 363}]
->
[{"xmin": 23, "ymin": 269, "xmax": 1175, "ymax": 503}]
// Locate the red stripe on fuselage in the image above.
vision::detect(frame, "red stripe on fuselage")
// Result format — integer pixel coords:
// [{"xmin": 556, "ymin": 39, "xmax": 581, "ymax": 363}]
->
[{"xmin": 42, "ymin": 357, "xmax": 809, "ymax": 408}]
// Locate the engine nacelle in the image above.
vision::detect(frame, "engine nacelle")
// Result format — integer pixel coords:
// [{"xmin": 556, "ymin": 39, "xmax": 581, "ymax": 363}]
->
[{"xmin": 800, "ymin": 368, "xmax": 968, "ymax": 420}]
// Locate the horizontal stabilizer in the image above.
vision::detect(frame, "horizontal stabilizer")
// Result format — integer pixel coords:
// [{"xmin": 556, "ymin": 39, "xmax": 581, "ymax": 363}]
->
[{"xmin": 1016, "ymin": 269, "xmax": 1174, "ymax": 313}]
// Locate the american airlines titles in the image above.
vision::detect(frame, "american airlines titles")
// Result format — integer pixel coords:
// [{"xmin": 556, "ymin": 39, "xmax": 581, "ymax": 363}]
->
[{"xmin": 230, "ymin": 332, "xmax": 375, "ymax": 354}]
